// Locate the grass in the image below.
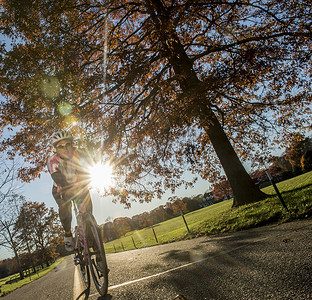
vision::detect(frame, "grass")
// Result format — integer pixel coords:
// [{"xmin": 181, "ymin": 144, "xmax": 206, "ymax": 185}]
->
[
  {"xmin": 0, "ymin": 257, "xmax": 65, "ymax": 297},
  {"xmin": 104, "ymin": 171, "xmax": 312, "ymax": 253}
]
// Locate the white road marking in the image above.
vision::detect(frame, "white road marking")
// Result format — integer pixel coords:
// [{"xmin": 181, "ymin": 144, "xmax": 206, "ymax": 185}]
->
[
  {"xmin": 108, "ymin": 258, "xmax": 207, "ymax": 291},
  {"xmin": 73, "ymin": 266, "xmax": 83, "ymax": 300},
  {"xmin": 89, "ymin": 257, "xmax": 208, "ymax": 297}
]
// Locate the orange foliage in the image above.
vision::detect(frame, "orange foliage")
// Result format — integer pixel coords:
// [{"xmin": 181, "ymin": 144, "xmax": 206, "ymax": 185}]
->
[{"xmin": 0, "ymin": 1, "xmax": 311, "ymax": 206}]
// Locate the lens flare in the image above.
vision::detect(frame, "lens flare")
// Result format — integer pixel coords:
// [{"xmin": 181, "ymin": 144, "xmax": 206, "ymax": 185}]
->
[
  {"xmin": 58, "ymin": 102, "xmax": 73, "ymax": 116},
  {"xmin": 89, "ymin": 162, "xmax": 113, "ymax": 191}
]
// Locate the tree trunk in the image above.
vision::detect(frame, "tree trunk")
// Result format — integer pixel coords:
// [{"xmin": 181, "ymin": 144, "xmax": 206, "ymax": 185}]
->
[
  {"xmin": 148, "ymin": 0, "xmax": 267, "ymax": 206},
  {"xmin": 26, "ymin": 242, "xmax": 36, "ymax": 273},
  {"xmin": 7, "ymin": 228, "xmax": 24, "ymax": 280},
  {"xmin": 203, "ymin": 112, "xmax": 267, "ymax": 206},
  {"xmin": 13, "ymin": 250, "xmax": 24, "ymax": 280}
]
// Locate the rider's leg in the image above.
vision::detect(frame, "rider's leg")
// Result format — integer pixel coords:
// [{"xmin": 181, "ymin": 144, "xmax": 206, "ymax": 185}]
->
[
  {"xmin": 52, "ymin": 186, "xmax": 73, "ymax": 251},
  {"xmin": 52, "ymin": 185, "xmax": 72, "ymax": 233},
  {"xmin": 76, "ymin": 187, "xmax": 92, "ymax": 214}
]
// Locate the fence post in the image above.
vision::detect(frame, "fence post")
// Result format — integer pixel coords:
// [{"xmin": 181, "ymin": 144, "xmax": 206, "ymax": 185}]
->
[
  {"xmin": 113, "ymin": 243, "xmax": 116, "ymax": 253},
  {"xmin": 151, "ymin": 226, "xmax": 159, "ymax": 244},
  {"xmin": 266, "ymin": 171, "xmax": 289, "ymax": 211},
  {"xmin": 121, "ymin": 241, "xmax": 125, "ymax": 251},
  {"xmin": 131, "ymin": 236, "xmax": 137, "ymax": 249},
  {"xmin": 180, "ymin": 210, "xmax": 190, "ymax": 233}
]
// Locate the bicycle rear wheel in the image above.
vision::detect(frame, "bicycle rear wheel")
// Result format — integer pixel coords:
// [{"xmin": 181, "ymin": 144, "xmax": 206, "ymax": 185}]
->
[
  {"xmin": 86, "ymin": 214, "xmax": 109, "ymax": 296},
  {"xmin": 74, "ymin": 227, "xmax": 91, "ymax": 290}
]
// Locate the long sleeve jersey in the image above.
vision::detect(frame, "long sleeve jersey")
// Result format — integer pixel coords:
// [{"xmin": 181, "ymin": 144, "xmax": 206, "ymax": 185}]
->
[{"xmin": 47, "ymin": 149, "xmax": 91, "ymax": 189}]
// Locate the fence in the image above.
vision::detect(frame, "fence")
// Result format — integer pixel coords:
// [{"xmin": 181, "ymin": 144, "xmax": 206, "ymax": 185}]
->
[{"xmin": 104, "ymin": 210, "xmax": 193, "ymax": 253}]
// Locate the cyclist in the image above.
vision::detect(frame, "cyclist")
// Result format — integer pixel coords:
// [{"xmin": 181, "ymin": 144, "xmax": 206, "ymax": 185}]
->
[{"xmin": 47, "ymin": 129, "xmax": 93, "ymax": 251}]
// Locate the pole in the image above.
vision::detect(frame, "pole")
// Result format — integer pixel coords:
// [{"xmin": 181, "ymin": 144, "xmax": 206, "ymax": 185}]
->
[
  {"xmin": 180, "ymin": 210, "xmax": 190, "ymax": 233},
  {"xmin": 151, "ymin": 226, "xmax": 159, "ymax": 244},
  {"xmin": 265, "ymin": 171, "xmax": 289, "ymax": 211},
  {"xmin": 121, "ymin": 241, "xmax": 125, "ymax": 251}
]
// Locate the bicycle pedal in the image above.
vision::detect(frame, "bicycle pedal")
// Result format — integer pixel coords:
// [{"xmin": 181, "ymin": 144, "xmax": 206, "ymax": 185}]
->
[{"xmin": 74, "ymin": 258, "xmax": 81, "ymax": 266}]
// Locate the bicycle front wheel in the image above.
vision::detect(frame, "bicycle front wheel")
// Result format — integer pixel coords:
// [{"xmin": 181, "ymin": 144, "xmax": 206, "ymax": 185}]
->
[
  {"xmin": 74, "ymin": 228, "xmax": 90, "ymax": 291},
  {"xmin": 86, "ymin": 214, "xmax": 109, "ymax": 296}
]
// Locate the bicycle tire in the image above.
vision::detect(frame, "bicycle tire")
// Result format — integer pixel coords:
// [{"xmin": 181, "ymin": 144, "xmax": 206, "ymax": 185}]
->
[
  {"xmin": 74, "ymin": 225, "xmax": 91, "ymax": 290},
  {"xmin": 86, "ymin": 214, "xmax": 109, "ymax": 296}
]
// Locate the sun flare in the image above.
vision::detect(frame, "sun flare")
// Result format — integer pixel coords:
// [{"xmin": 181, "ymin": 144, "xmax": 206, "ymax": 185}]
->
[{"xmin": 89, "ymin": 162, "xmax": 113, "ymax": 191}]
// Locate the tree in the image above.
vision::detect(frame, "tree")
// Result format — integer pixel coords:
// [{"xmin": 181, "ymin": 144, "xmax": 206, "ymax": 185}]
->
[
  {"xmin": 0, "ymin": 260, "xmax": 9, "ymax": 278},
  {"xmin": 149, "ymin": 205, "xmax": 173, "ymax": 223},
  {"xmin": 167, "ymin": 196, "xmax": 188, "ymax": 216},
  {"xmin": 269, "ymin": 156, "xmax": 293, "ymax": 175},
  {"xmin": 0, "ymin": 158, "xmax": 25, "ymax": 279},
  {"xmin": 212, "ymin": 176, "xmax": 233, "ymax": 202},
  {"xmin": 182, "ymin": 195, "xmax": 204, "ymax": 212},
  {"xmin": 301, "ymin": 150, "xmax": 312, "ymax": 172},
  {"xmin": 14, "ymin": 202, "xmax": 63, "ymax": 267},
  {"xmin": 103, "ymin": 221, "xmax": 118, "ymax": 242},
  {"xmin": 0, "ymin": 195, "xmax": 25, "ymax": 279},
  {"xmin": 285, "ymin": 133, "xmax": 312, "ymax": 173},
  {"xmin": 112, "ymin": 217, "xmax": 133, "ymax": 237},
  {"xmin": 14, "ymin": 202, "xmax": 37, "ymax": 272},
  {"xmin": 138, "ymin": 212, "xmax": 154, "ymax": 229},
  {"xmin": 1, "ymin": 1, "xmax": 312, "ymax": 207},
  {"xmin": 203, "ymin": 191, "xmax": 217, "ymax": 206},
  {"xmin": 131, "ymin": 214, "xmax": 141, "ymax": 231}
]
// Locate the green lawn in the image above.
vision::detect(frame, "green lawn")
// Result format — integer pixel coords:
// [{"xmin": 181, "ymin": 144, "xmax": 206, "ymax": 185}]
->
[{"xmin": 104, "ymin": 171, "xmax": 312, "ymax": 253}]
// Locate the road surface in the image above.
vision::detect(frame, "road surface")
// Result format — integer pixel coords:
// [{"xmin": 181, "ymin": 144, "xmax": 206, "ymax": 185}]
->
[{"xmin": 3, "ymin": 217, "xmax": 312, "ymax": 299}]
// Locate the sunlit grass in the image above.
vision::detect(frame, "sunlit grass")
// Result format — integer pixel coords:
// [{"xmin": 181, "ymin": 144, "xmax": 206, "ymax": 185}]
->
[{"xmin": 104, "ymin": 171, "xmax": 312, "ymax": 253}]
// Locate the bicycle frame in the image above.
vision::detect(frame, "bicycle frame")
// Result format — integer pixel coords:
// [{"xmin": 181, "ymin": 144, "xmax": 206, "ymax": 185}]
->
[
  {"xmin": 73, "ymin": 202, "xmax": 88, "ymax": 257},
  {"xmin": 72, "ymin": 200, "xmax": 109, "ymax": 296},
  {"xmin": 73, "ymin": 201, "xmax": 91, "ymax": 291}
]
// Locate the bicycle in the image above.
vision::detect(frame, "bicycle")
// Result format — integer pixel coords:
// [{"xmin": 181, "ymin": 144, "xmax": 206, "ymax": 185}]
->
[{"xmin": 73, "ymin": 200, "xmax": 109, "ymax": 297}]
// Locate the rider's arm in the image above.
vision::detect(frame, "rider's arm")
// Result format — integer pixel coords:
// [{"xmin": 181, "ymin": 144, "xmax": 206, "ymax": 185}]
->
[
  {"xmin": 51, "ymin": 171, "xmax": 70, "ymax": 187},
  {"xmin": 47, "ymin": 154, "xmax": 70, "ymax": 188}
]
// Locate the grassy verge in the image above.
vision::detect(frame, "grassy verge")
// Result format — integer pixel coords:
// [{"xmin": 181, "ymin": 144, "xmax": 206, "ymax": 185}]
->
[
  {"xmin": 104, "ymin": 171, "xmax": 312, "ymax": 253},
  {"xmin": 0, "ymin": 257, "xmax": 65, "ymax": 297}
]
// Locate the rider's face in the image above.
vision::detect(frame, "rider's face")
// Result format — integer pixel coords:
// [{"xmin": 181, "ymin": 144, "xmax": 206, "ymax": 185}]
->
[{"xmin": 55, "ymin": 139, "xmax": 74, "ymax": 158}]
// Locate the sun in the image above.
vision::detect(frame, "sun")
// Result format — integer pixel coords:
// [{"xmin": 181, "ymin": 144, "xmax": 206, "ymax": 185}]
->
[{"xmin": 88, "ymin": 162, "xmax": 113, "ymax": 191}]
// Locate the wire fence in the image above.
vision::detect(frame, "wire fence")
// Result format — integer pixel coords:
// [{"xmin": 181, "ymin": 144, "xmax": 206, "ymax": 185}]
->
[{"xmin": 104, "ymin": 211, "xmax": 194, "ymax": 254}]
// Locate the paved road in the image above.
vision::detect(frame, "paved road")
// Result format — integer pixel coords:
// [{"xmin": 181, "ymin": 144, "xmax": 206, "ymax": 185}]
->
[{"xmin": 4, "ymin": 218, "xmax": 312, "ymax": 299}]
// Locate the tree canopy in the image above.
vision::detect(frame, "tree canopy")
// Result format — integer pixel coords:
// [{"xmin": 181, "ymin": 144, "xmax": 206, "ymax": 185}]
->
[{"xmin": 0, "ymin": 0, "xmax": 312, "ymax": 206}]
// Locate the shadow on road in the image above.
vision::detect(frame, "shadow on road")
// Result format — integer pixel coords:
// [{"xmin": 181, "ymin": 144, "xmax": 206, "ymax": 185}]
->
[{"xmin": 160, "ymin": 246, "xmax": 209, "ymax": 263}]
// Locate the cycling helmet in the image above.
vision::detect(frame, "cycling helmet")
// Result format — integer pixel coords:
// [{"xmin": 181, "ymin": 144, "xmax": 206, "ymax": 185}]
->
[{"xmin": 51, "ymin": 130, "xmax": 73, "ymax": 146}]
